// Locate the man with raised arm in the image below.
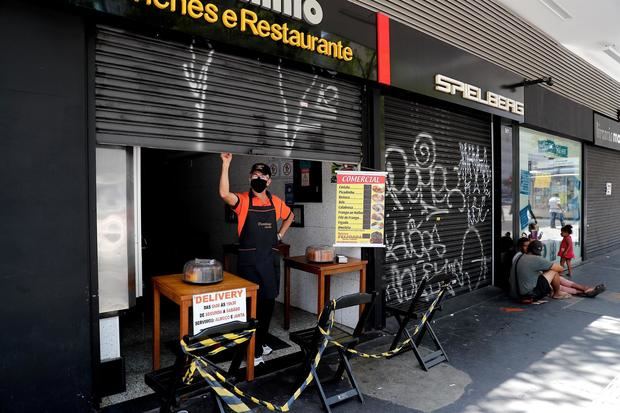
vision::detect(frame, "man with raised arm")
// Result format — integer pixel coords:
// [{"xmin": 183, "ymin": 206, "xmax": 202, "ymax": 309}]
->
[{"xmin": 219, "ymin": 153, "xmax": 294, "ymax": 365}]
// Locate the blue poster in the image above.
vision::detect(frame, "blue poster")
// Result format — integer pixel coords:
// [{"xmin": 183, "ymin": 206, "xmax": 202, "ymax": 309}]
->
[
  {"xmin": 519, "ymin": 170, "xmax": 531, "ymax": 195},
  {"xmin": 519, "ymin": 206, "xmax": 530, "ymax": 230}
]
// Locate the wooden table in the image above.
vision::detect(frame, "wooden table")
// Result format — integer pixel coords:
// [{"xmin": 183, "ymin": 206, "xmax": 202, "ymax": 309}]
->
[
  {"xmin": 283, "ymin": 256, "xmax": 367, "ymax": 330},
  {"xmin": 152, "ymin": 272, "xmax": 259, "ymax": 380}
]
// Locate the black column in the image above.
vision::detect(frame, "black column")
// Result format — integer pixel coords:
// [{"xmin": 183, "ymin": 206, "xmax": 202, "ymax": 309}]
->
[{"xmin": 0, "ymin": 2, "xmax": 94, "ymax": 411}]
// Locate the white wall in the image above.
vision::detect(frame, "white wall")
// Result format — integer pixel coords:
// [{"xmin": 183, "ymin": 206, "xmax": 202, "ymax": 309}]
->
[{"xmin": 178, "ymin": 153, "xmax": 362, "ymax": 328}]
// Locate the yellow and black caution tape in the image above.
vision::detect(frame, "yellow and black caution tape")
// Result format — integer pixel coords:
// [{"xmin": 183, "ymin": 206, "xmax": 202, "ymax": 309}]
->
[
  {"xmin": 318, "ymin": 289, "xmax": 445, "ymax": 359},
  {"xmin": 181, "ymin": 308, "xmax": 335, "ymax": 412},
  {"xmin": 181, "ymin": 328, "xmax": 256, "ymax": 385},
  {"xmin": 181, "ymin": 289, "xmax": 445, "ymax": 412}
]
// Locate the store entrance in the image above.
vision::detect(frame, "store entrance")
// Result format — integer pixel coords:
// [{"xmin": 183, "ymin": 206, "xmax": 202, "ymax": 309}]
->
[{"xmin": 98, "ymin": 148, "xmax": 360, "ymax": 408}]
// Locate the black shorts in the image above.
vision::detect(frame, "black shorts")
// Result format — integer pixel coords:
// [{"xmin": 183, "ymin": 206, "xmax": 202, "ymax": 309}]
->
[{"xmin": 531, "ymin": 274, "xmax": 552, "ymax": 300}]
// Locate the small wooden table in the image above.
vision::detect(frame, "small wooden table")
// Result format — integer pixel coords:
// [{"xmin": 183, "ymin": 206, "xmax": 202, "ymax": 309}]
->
[
  {"xmin": 283, "ymin": 256, "xmax": 368, "ymax": 330},
  {"xmin": 152, "ymin": 273, "xmax": 259, "ymax": 380}
]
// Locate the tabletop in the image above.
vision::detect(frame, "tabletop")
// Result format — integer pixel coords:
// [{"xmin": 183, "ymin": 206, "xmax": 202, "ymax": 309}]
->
[
  {"xmin": 152, "ymin": 272, "xmax": 259, "ymax": 302},
  {"xmin": 283, "ymin": 256, "xmax": 368, "ymax": 272}
]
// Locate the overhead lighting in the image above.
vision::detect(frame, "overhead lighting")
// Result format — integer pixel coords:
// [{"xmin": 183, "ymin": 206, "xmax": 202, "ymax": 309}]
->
[
  {"xmin": 538, "ymin": 0, "xmax": 572, "ymax": 20},
  {"xmin": 603, "ymin": 45, "xmax": 620, "ymax": 64}
]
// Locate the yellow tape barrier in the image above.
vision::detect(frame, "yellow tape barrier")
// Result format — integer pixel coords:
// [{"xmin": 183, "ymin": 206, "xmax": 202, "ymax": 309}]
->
[{"xmin": 181, "ymin": 289, "xmax": 445, "ymax": 412}]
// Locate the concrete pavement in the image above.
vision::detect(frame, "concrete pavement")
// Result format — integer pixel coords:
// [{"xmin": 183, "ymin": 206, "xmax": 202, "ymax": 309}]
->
[{"xmin": 104, "ymin": 251, "xmax": 620, "ymax": 413}]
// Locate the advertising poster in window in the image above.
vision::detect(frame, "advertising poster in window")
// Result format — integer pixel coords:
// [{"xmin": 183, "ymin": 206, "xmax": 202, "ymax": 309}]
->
[{"xmin": 334, "ymin": 171, "xmax": 387, "ymax": 247}]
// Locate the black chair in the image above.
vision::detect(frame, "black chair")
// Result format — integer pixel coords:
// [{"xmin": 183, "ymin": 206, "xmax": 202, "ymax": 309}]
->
[
  {"xmin": 385, "ymin": 274, "xmax": 454, "ymax": 371},
  {"xmin": 289, "ymin": 292, "xmax": 377, "ymax": 413},
  {"xmin": 145, "ymin": 319, "xmax": 258, "ymax": 413}
]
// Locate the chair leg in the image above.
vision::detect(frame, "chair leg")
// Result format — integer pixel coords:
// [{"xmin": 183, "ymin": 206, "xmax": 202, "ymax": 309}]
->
[
  {"xmin": 213, "ymin": 391, "xmax": 227, "ymax": 413},
  {"xmin": 426, "ymin": 323, "xmax": 449, "ymax": 362},
  {"xmin": 403, "ymin": 327, "xmax": 429, "ymax": 371},
  {"xmin": 312, "ymin": 365, "xmax": 332, "ymax": 413},
  {"xmin": 332, "ymin": 360, "xmax": 346, "ymax": 382},
  {"xmin": 414, "ymin": 319, "xmax": 428, "ymax": 347},
  {"xmin": 339, "ymin": 349, "xmax": 364, "ymax": 404},
  {"xmin": 229, "ymin": 348, "xmax": 243, "ymax": 375},
  {"xmin": 390, "ymin": 313, "xmax": 410, "ymax": 351}
]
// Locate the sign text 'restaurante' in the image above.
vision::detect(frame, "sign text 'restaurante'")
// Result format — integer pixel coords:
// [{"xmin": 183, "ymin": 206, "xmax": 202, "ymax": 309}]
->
[{"xmin": 132, "ymin": 0, "xmax": 353, "ymax": 61}]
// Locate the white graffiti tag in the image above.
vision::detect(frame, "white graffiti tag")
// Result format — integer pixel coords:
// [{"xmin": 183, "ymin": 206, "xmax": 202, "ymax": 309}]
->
[
  {"xmin": 273, "ymin": 63, "xmax": 340, "ymax": 156},
  {"xmin": 385, "ymin": 133, "xmax": 490, "ymax": 303},
  {"xmin": 182, "ymin": 45, "xmax": 215, "ymax": 138},
  {"xmin": 457, "ymin": 143, "xmax": 491, "ymax": 226}
]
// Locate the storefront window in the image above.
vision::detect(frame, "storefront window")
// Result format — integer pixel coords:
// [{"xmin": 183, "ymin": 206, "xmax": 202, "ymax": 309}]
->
[{"xmin": 519, "ymin": 128, "xmax": 582, "ymax": 261}]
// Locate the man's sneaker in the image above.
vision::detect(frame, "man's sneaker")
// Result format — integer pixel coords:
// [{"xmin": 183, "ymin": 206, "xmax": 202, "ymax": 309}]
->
[{"xmin": 262, "ymin": 344, "xmax": 273, "ymax": 356}]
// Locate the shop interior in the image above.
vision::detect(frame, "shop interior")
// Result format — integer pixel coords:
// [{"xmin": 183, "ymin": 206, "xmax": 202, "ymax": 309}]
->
[
  {"xmin": 97, "ymin": 147, "xmax": 363, "ymax": 406},
  {"xmin": 518, "ymin": 128, "xmax": 583, "ymax": 262}
]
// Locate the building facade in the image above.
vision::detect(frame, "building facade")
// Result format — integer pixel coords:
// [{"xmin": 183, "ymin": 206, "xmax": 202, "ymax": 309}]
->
[{"xmin": 1, "ymin": 0, "xmax": 620, "ymax": 410}]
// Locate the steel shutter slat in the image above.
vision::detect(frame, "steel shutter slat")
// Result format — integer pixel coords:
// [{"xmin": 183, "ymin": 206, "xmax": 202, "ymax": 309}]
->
[
  {"xmin": 383, "ymin": 95, "xmax": 493, "ymax": 304},
  {"xmin": 96, "ymin": 26, "xmax": 363, "ymax": 162}
]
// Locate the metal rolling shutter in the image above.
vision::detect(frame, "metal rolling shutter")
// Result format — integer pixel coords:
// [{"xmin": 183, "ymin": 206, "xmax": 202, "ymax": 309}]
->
[
  {"xmin": 95, "ymin": 26, "xmax": 363, "ymax": 163},
  {"xmin": 348, "ymin": 0, "xmax": 620, "ymax": 121},
  {"xmin": 584, "ymin": 146, "xmax": 620, "ymax": 259},
  {"xmin": 383, "ymin": 96, "xmax": 492, "ymax": 304}
]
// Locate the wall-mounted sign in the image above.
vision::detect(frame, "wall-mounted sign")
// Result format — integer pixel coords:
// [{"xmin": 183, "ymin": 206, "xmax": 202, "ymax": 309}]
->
[
  {"xmin": 335, "ymin": 171, "xmax": 386, "ymax": 247},
  {"xmin": 594, "ymin": 113, "xmax": 620, "ymax": 151},
  {"xmin": 519, "ymin": 170, "xmax": 531, "ymax": 195},
  {"xmin": 240, "ymin": 0, "xmax": 323, "ymax": 25},
  {"xmin": 280, "ymin": 160, "xmax": 293, "ymax": 178},
  {"xmin": 435, "ymin": 74, "xmax": 525, "ymax": 116},
  {"xmin": 606, "ymin": 182, "xmax": 612, "ymax": 196},
  {"xmin": 537, "ymin": 139, "xmax": 568, "ymax": 158},
  {"xmin": 133, "ymin": 0, "xmax": 352, "ymax": 61},
  {"xmin": 192, "ymin": 288, "xmax": 247, "ymax": 334}
]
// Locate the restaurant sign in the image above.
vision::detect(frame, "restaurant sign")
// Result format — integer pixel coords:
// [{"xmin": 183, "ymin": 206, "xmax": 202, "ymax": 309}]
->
[
  {"xmin": 192, "ymin": 288, "xmax": 247, "ymax": 334},
  {"xmin": 133, "ymin": 0, "xmax": 353, "ymax": 61},
  {"xmin": 335, "ymin": 171, "xmax": 387, "ymax": 248},
  {"xmin": 240, "ymin": 0, "xmax": 323, "ymax": 25},
  {"xmin": 594, "ymin": 113, "xmax": 620, "ymax": 152}
]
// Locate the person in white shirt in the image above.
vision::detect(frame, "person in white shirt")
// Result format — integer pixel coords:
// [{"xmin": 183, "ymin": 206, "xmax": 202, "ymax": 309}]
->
[{"xmin": 548, "ymin": 193, "xmax": 564, "ymax": 229}]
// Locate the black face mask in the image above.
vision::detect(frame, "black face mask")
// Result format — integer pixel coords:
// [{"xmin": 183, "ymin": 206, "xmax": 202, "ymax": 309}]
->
[{"xmin": 251, "ymin": 178, "xmax": 268, "ymax": 193}]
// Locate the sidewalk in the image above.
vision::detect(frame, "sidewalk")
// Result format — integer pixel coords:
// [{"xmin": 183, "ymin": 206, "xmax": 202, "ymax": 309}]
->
[{"xmin": 110, "ymin": 252, "xmax": 620, "ymax": 413}]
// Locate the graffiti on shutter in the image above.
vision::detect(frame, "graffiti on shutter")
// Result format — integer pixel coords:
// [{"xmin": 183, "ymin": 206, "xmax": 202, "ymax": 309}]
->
[{"xmin": 384, "ymin": 130, "xmax": 491, "ymax": 303}]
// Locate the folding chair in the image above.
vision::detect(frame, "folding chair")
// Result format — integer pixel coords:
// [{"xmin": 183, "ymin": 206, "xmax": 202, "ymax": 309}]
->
[
  {"xmin": 385, "ymin": 274, "xmax": 454, "ymax": 371},
  {"xmin": 289, "ymin": 292, "xmax": 376, "ymax": 413},
  {"xmin": 145, "ymin": 319, "xmax": 258, "ymax": 413}
]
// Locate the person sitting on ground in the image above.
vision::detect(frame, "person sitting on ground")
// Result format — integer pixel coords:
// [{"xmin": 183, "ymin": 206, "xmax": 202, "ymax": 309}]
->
[
  {"xmin": 510, "ymin": 240, "xmax": 605, "ymax": 301},
  {"xmin": 512, "ymin": 237, "xmax": 530, "ymax": 265},
  {"xmin": 509, "ymin": 240, "xmax": 566, "ymax": 301}
]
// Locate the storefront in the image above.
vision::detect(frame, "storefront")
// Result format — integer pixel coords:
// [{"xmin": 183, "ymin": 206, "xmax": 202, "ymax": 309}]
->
[
  {"xmin": 518, "ymin": 128, "xmax": 583, "ymax": 262},
  {"xmin": 584, "ymin": 114, "xmax": 620, "ymax": 259},
  {"xmin": 2, "ymin": 1, "xmax": 610, "ymax": 411},
  {"xmin": 512, "ymin": 85, "xmax": 594, "ymax": 264},
  {"xmin": 90, "ymin": 0, "xmax": 378, "ymax": 404},
  {"xmin": 375, "ymin": 19, "xmax": 525, "ymax": 303}
]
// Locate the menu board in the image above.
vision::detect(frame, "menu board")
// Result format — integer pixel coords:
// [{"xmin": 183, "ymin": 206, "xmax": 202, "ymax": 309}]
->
[{"xmin": 335, "ymin": 171, "xmax": 387, "ymax": 247}]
